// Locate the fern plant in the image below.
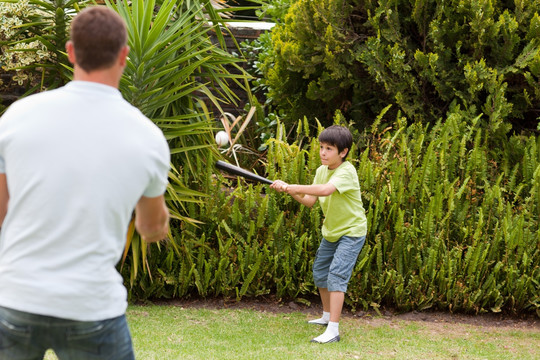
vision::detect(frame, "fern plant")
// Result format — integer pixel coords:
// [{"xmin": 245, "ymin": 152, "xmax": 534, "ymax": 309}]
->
[{"xmin": 123, "ymin": 106, "xmax": 539, "ymax": 317}]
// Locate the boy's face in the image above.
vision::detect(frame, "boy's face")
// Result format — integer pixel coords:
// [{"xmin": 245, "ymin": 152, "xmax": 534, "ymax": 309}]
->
[{"xmin": 319, "ymin": 142, "xmax": 348, "ymax": 170}]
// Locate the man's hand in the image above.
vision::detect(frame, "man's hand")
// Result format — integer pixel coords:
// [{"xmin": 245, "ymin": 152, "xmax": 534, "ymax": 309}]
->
[{"xmin": 135, "ymin": 195, "xmax": 169, "ymax": 243}]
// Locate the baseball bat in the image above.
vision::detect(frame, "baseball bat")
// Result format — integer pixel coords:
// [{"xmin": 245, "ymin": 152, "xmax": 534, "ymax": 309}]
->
[{"xmin": 215, "ymin": 160, "xmax": 273, "ymax": 185}]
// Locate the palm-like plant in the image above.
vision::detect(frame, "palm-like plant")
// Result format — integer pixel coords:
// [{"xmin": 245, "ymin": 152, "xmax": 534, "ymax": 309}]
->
[
  {"xmin": 112, "ymin": 0, "xmax": 252, "ymax": 175},
  {"xmin": 1, "ymin": 0, "xmax": 254, "ymax": 290},
  {"xmin": 106, "ymin": 0, "xmax": 253, "ymax": 286}
]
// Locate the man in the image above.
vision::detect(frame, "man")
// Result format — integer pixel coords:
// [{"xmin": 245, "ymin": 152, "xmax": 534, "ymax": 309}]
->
[{"xmin": 0, "ymin": 6, "xmax": 170, "ymax": 359}]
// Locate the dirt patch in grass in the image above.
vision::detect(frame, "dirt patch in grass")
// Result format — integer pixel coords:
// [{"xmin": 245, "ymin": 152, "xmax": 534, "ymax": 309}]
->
[{"xmin": 147, "ymin": 295, "xmax": 540, "ymax": 331}]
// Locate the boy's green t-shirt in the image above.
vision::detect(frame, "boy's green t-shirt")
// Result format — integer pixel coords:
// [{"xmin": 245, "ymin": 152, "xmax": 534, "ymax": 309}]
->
[{"xmin": 313, "ymin": 161, "xmax": 367, "ymax": 242}]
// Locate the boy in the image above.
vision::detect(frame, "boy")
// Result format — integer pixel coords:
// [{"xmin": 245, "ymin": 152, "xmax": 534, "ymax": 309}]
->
[{"xmin": 270, "ymin": 125, "xmax": 367, "ymax": 344}]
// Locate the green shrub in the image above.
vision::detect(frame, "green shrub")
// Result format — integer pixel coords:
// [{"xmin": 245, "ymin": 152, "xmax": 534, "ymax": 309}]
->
[
  {"xmin": 108, "ymin": 0, "xmax": 256, "ymax": 284},
  {"xmin": 255, "ymin": 0, "xmax": 540, "ymax": 132},
  {"xmin": 124, "ymin": 121, "xmax": 323, "ymax": 301},
  {"xmin": 347, "ymin": 109, "xmax": 539, "ymax": 315},
  {"xmin": 0, "ymin": 0, "xmax": 92, "ymax": 94},
  {"xmin": 124, "ymin": 109, "xmax": 539, "ymax": 317}
]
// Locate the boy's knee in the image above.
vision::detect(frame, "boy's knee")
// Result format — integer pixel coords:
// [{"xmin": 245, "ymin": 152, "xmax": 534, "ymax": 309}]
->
[
  {"xmin": 326, "ymin": 272, "xmax": 349, "ymax": 292},
  {"xmin": 313, "ymin": 273, "xmax": 328, "ymax": 289}
]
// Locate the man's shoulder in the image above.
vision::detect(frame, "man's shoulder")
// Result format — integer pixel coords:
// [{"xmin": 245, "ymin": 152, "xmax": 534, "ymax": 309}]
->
[
  {"xmin": 127, "ymin": 108, "xmax": 163, "ymax": 137},
  {"xmin": 10, "ymin": 86, "xmax": 62, "ymax": 105},
  {"xmin": 0, "ymin": 89, "xmax": 61, "ymax": 124}
]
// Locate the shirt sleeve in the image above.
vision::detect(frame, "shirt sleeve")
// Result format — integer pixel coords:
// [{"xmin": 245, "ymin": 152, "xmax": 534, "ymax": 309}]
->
[
  {"xmin": 329, "ymin": 164, "xmax": 356, "ymax": 193},
  {"xmin": 142, "ymin": 133, "xmax": 171, "ymax": 198}
]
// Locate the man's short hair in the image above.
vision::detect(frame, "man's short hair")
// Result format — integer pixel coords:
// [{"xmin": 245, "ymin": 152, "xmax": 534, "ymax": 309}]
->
[
  {"xmin": 318, "ymin": 125, "xmax": 353, "ymax": 160},
  {"xmin": 70, "ymin": 7, "xmax": 127, "ymax": 72}
]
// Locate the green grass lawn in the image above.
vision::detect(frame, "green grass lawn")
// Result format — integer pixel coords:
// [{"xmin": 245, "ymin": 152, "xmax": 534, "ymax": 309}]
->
[{"xmin": 44, "ymin": 304, "xmax": 540, "ymax": 359}]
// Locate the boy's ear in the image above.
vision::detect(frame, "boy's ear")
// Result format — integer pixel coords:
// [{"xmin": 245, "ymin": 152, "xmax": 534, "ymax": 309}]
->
[{"xmin": 340, "ymin": 148, "xmax": 349, "ymax": 159}]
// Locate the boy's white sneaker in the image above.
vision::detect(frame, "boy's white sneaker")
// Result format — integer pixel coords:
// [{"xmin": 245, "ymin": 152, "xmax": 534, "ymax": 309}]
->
[
  {"xmin": 310, "ymin": 321, "xmax": 340, "ymax": 343},
  {"xmin": 307, "ymin": 317, "xmax": 329, "ymax": 326},
  {"xmin": 307, "ymin": 311, "xmax": 330, "ymax": 325},
  {"xmin": 310, "ymin": 334, "xmax": 340, "ymax": 344}
]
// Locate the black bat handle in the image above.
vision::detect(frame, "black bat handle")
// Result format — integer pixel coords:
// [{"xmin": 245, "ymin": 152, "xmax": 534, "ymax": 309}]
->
[{"xmin": 215, "ymin": 161, "xmax": 273, "ymax": 185}]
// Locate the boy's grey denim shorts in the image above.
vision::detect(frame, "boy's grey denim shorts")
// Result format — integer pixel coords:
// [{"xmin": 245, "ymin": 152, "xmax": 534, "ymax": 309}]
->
[{"xmin": 312, "ymin": 235, "xmax": 366, "ymax": 292}]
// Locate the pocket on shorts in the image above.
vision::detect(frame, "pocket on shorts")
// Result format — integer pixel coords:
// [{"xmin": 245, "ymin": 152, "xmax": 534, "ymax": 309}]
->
[{"xmin": 330, "ymin": 251, "xmax": 358, "ymax": 280}]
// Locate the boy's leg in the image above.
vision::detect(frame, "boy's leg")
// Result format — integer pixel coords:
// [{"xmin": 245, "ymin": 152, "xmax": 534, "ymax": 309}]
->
[
  {"xmin": 319, "ymin": 287, "xmax": 330, "ymax": 313},
  {"xmin": 311, "ymin": 291, "xmax": 345, "ymax": 343},
  {"xmin": 308, "ymin": 288, "xmax": 331, "ymax": 325},
  {"xmin": 311, "ymin": 236, "xmax": 365, "ymax": 344},
  {"xmin": 309, "ymin": 239, "xmax": 338, "ymax": 325},
  {"xmin": 329, "ymin": 291, "xmax": 345, "ymax": 323}
]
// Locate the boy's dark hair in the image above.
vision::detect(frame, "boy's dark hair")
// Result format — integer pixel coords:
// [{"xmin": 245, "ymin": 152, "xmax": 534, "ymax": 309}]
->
[
  {"xmin": 318, "ymin": 125, "xmax": 353, "ymax": 160},
  {"xmin": 70, "ymin": 7, "xmax": 127, "ymax": 72}
]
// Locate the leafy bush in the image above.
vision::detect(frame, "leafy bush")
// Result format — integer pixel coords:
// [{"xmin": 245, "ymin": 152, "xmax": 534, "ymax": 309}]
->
[
  {"xmin": 124, "ymin": 108, "xmax": 539, "ymax": 317},
  {"xmin": 348, "ymin": 108, "xmax": 539, "ymax": 315},
  {"xmin": 124, "ymin": 119, "xmax": 323, "ymax": 301},
  {"xmin": 0, "ymin": 1, "xmax": 50, "ymax": 87},
  {"xmin": 255, "ymin": 0, "xmax": 540, "ymax": 132},
  {"xmin": 0, "ymin": 0, "xmax": 91, "ymax": 93},
  {"xmin": 107, "ymin": 0, "xmax": 256, "ymax": 283}
]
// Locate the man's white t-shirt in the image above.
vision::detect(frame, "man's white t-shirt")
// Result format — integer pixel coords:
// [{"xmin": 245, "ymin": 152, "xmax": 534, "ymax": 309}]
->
[{"xmin": 0, "ymin": 81, "xmax": 170, "ymax": 321}]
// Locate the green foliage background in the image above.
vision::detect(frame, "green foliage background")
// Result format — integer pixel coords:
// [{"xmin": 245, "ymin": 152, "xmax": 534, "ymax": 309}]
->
[
  {"xmin": 1, "ymin": 0, "xmax": 539, "ymax": 317},
  {"xmin": 124, "ymin": 112, "xmax": 540, "ymax": 316},
  {"xmin": 256, "ymin": 0, "xmax": 540, "ymax": 131}
]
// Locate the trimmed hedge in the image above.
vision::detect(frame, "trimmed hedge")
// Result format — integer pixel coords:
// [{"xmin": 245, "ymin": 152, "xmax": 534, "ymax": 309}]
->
[{"xmin": 256, "ymin": 0, "xmax": 540, "ymax": 131}]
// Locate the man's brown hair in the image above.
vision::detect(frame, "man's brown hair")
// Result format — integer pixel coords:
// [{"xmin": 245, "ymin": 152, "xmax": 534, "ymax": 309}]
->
[{"xmin": 70, "ymin": 7, "xmax": 127, "ymax": 72}]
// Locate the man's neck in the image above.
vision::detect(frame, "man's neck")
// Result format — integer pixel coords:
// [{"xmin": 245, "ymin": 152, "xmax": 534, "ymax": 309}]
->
[{"xmin": 73, "ymin": 67, "xmax": 121, "ymax": 89}]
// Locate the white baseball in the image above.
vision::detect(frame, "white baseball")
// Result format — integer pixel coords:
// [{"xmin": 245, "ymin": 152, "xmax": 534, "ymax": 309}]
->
[{"xmin": 215, "ymin": 130, "xmax": 229, "ymax": 147}]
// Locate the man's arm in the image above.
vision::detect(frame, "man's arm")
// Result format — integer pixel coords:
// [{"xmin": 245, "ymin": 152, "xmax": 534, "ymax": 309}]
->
[
  {"xmin": 0, "ymin": 173, "xmax": 8, "ymax": 227},
  {"xmin": 135, "ymin": 194, "xmax": 169, "ymax": 243}
]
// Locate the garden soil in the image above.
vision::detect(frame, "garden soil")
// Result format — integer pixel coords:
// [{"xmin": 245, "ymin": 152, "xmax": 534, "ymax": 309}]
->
[{"xmin": 150, "ymin": 295, "xmax": 540, "ymax": 333}]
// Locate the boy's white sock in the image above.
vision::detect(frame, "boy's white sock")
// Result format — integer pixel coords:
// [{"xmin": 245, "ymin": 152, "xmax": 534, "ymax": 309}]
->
[
  {"xmin": 311, "ymin": 321, "xmax": 340, "ymax": 343},
  {"xmin": 307, "ymin": 311, "xmax": 330, "ymax": 325}
]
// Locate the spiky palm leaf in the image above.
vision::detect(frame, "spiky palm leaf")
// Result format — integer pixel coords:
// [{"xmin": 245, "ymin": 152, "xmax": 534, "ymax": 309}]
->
[{"xmin": 107, "ymin": 0, "xmax": 252, "ymax": 285}]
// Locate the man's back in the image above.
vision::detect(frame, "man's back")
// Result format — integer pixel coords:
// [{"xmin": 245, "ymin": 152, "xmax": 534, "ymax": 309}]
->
[{"xmin": 0, "ymin": 81, "xmax": 169, "ymax": 321}]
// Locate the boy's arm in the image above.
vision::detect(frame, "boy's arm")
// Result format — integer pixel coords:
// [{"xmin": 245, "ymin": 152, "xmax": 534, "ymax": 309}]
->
[
  {"xmin": 270, "ymin": 180, "xmax": 337, "ymax": 208},
  {"xmin": 289, "ymin": 192, "xmax": 318, "ymax": 208}
]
